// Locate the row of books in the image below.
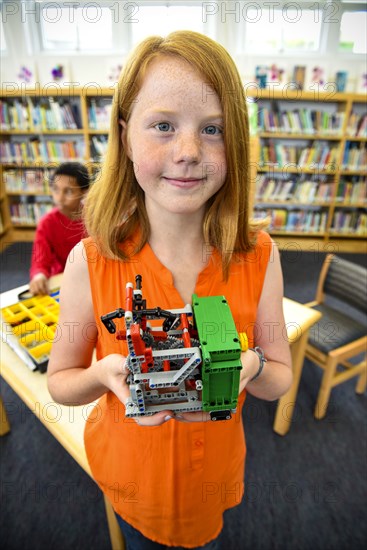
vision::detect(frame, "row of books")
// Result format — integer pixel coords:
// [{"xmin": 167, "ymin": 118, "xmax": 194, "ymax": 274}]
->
[
  {"xmin": 257, "ymin": 107, "xmax": 345, "ymax": 135},
  {"xmin": 260, "ymin": 141, "xmax": 340, "ymax": 169},
  {"xmin": 3, "ymin": 169, "xmax": 50, "ymax": 194},
  {"xmin": 255, "ymin": 176, "xmax": 333, "ymax": 203},
  {"xmin": 342, "ymin": 143, "xmax": 367, "ymax": 170},
  {"xmin": 90, "ymin": 135, "xmax": 108, "ymax": 160},
  {"xmin": 256, "ymin": 175, "xmax": 366, "ymax": 204},
  {"xmin": 10, "ymin": 201, "xmax": 53, "ymax": 225},
  {"xmin": 346, "ymin": 112, "xmax": 367, "ymax": 138},
  {"xmin": 254, "ymin": 207, "xmax": 328, "ymax": 233},
  {"xmin": 335, "ymin": 178, "xmax": 367, "ymax": 204},
  {"xmin": 330, "ymin": 210, "xmax": 367, "ymax": 235},
  {"xmin": 1, "ymin": 139, "xmax": 85, "ymax": 163},
  {"xmin": 0, "ymin": 98, "xmax": 82, "ymax": 131},
  {"xmin": 88, "ymin": 99, "xmax": 112, "ymax": 130}
]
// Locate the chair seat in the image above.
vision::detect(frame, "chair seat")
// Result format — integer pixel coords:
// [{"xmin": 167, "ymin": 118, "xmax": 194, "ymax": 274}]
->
[{"xmin": 308, "ymin": 304, "xmax": 367, "ymax": 354}]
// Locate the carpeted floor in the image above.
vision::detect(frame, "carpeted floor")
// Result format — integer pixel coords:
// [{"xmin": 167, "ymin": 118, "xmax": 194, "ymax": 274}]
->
[{"xmin": 1, "ymin": 243, "xmax": 366, "ymax": 550}]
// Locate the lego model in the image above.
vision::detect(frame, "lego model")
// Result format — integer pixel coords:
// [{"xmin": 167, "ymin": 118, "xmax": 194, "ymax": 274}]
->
[{"xmin": 101, "ymin": 276, "xmax": 246, "ymax": 421}]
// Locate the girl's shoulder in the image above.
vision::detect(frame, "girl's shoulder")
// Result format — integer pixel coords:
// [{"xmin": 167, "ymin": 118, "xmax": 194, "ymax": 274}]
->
[
  {"xmin": 245, "ymin": 229, "xmax": 273, "ymax": 263},
  {"xmin": 82, "ymin": 236, "xmax": 105, "ymax": 263},
  {"xmin": 254, "ymin": 229, "xmax": 273, "ymax": 247}
]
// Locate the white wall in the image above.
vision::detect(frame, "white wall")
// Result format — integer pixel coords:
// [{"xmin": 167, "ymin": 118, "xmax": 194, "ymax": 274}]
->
[{"xmin": 1, "ymin": 1, "xmax": 366, "ymax": 93}]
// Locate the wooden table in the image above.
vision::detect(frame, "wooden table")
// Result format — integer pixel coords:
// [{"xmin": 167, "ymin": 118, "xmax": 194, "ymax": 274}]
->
[
  {"xmin": 0, "ymin": 275, "xmax": 124, "ymax": 549},
  {"xmin": 1, "ymin": 279, "xmax": 321, "ymax": 546}
]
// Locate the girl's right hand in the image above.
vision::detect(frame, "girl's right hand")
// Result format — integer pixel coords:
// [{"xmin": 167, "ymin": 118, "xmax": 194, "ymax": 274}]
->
[{"xmin": 99, "ymin": 353, "xmax": 175, "ymax": 427}]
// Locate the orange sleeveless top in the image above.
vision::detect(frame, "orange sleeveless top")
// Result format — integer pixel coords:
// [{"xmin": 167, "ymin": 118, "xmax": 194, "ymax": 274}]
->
[{"xmin": 83, "ymin": 231, "xmax": 271, "ymax": 547}]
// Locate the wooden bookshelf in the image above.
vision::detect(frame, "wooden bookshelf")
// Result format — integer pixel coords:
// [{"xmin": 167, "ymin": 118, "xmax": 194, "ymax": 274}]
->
[
  {"xmin": 0, "ymin": 87, "xmax": 366, "ymax": 253},
  {"xmin": 0, "ymin": 86, "xmax": 114, "ymax": 244},
  {"xmin": 248, "ymin": 89, "xmax": 366, "ymax": 253}
]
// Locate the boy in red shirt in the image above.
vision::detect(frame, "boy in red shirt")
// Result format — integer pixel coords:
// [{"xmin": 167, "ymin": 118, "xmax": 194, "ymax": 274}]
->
[{"xmin": 29, "ymin": 162, "xmax": 90, "ymax": 295}]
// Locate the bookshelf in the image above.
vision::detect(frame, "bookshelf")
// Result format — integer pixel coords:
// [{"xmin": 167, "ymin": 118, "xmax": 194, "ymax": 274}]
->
[
  {"xmin": 0, "ymin": 87, "xmax": 114, "ymax": 245},
  {"xmin": 0, "ymin": 166, "xmax": 12, "ymax": 243},
  {"xmin": 248, "ymin": 89, "xmax": 366, "ymax": 253},
  {"xmin": 0, "ymin": 87, "xmax": 366, "ymax": 253}
]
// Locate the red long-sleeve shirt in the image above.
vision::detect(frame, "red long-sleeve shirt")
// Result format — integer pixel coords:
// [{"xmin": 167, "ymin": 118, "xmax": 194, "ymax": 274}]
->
[{"xmin": 30, "ymin": 208, "xmax": 85, "ymax": 279}]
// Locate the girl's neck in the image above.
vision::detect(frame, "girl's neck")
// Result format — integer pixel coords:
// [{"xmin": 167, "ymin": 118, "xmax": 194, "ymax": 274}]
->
[
  {"xmin": 147, "ymin": 211, "xmax": 211, "ymax": 305},
  {"xmin": 147, "ymin": 208, "xmax": 205, "ymax": 255}
]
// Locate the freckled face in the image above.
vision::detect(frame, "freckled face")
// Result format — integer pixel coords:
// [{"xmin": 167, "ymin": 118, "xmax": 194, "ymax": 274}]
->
[{"xmin": 121, "ymin": 56, "xmax": 227, "ymax": 219}]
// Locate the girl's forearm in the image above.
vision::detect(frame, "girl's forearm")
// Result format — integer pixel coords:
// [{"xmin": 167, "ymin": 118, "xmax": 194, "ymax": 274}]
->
[
  {"xmin": 48, "ymin": 353, "xmax": 129, "ymax": 407},
  {"xmin": 47, "ymin": 360, "xmax": 109, "ymax": 406},
  {"xmin": 240, "ymin": 360, "xmax": 293, "ymax": 401}
]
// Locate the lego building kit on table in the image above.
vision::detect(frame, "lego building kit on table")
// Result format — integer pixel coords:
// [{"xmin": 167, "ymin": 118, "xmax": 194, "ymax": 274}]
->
[{"xmin": 1, "ymin": 290, "xmax": 60, "ymax": 373}]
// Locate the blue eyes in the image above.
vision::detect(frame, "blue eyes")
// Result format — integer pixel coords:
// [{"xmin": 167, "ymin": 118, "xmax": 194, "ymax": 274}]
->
[
  {"xmin": 203, "ymin": 125, "xmax": 221, "ymax": 135},
  {"xmin": 156, "ymin": 122, "xmax": 172, "ymax": 132},
  {"xmin": 154, "ymin": 123, "xmax": 222, "ymax": 135}
]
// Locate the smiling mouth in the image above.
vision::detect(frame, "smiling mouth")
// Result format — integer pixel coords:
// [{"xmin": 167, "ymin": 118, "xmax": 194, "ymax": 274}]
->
[{"xmin": 163, "ymin": 177, "xmax": 205, "ymax": 187}]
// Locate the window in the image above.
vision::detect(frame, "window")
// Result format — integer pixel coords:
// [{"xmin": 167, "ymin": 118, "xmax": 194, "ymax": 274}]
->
[
  {"xmin": 130, "ymin": 5, "xmax": 204, "ymax": 46},
  {"xmin": 34, "ymin": 1, "xmax": 205, "ymax": 54},
  {"xmin": 242, "ymin": 7, "xmax": 323, "ymax": 54},
  {"xmin": 0, "ymin": 18, "xmax": 7, "ymax": 52},
  {"xmin": 39, "ymin": 4, "xmax": 113, "ymax": 51},
  {"xmin": 339, "ymin": 11, "xmax": 367, "ymax": 53},
  {"xmin": 9, "ymin": 0, "xmax": 367, "ymax": 59}
]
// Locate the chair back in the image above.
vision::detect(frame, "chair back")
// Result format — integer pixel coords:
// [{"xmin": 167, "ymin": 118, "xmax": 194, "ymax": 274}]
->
[{"xmin": 323, "ymin": 255, "xmax": 367, "ymax": 314}]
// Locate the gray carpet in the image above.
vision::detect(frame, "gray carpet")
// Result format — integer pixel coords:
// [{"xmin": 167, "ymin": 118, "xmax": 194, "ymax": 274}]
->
[{"xmin": 1, "ymin": 243, "xmax": 366, "ymax": 550}]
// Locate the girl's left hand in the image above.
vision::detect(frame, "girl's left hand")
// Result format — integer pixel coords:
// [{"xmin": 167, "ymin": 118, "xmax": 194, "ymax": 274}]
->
[{"xmin": 170, "ymin": 349, "xmax": 260, "ymax": 423}]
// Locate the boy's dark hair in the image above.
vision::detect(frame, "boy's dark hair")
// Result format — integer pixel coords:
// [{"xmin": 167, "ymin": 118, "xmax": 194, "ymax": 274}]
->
[{"xmin": 53, "ymin": 162, "xmax": 90, "ymax": 190}]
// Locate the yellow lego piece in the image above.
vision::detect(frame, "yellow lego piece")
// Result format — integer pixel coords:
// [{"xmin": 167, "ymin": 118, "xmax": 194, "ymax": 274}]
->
[{"xmin": 238, "ymin": 332, "xmax": 249, "ymax": 352}]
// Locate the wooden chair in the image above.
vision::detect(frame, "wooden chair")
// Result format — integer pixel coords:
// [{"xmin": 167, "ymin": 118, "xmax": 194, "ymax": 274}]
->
[{"xmin": 305, "ymin": 254, "xmax": 367, "ymax": 419}]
